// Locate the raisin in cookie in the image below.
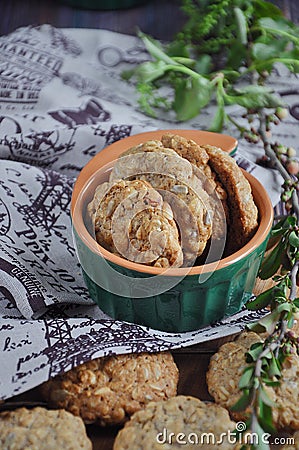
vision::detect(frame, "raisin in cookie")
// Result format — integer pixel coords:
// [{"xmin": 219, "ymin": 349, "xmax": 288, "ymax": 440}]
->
[
  {"xmin": 0, "ymin": 407, "xmax": 92, "ymax": 450},
  {"xmin": 40, "ymin": 352, "xmax": 179, "ymax": 426},
  {"xmin": 113, "ymin": 395, "xmax": 240, "ymax": 450},
  {"xmin": 88, "ymin": 179, "xmax": 183, "ymax": 267}
]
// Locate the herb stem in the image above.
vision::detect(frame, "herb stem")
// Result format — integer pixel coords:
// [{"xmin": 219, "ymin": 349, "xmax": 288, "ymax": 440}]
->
[{"xmin": 290, "ymin": 260, "xmax": 299, "ymax": 301}]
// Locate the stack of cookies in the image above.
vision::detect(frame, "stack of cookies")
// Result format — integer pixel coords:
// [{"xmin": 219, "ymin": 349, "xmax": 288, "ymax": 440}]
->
[{"xmin": 88, "ymin": 133, "xmax": 259, "ymax": 268}]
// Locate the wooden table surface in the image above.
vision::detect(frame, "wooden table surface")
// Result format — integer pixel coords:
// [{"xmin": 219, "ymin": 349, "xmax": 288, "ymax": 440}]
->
[
  {"xmin": 1, "ymin": 0, "xmax": 298, "ymax": 40},
  {"xmin": 1, "ymin": 1, "xmax": 298, "ymax": 449}
]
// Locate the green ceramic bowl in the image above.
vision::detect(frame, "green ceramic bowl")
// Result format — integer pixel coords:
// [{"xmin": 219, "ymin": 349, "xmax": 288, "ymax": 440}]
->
[{"xmin": 71, "ymin": 130, "xmax": 273, "ymax": 332}]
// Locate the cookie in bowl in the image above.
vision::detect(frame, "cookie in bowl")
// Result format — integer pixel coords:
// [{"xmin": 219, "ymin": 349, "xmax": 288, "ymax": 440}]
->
[{"xmin": 87, "ymin": 178, "xmax": 183, "ymax": 268}]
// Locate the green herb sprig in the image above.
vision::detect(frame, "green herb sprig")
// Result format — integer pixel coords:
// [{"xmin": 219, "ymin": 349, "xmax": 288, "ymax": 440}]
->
[{"xmin": 123, "ymin": 0, "xmax": 299, "ymax": 127}]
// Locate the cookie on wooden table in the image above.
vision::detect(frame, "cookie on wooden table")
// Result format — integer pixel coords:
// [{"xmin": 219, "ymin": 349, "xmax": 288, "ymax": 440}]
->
[
  {"xmin": 113, "ymin": 395, "xmax": 240, "ymax": 450},
  {"xmin": 40, "ymin": 352, "xmax": 179, "ymax": 426},
  {"xmin": 88, "ymin": 178, "xmax": 183, "ymax": 268},
  {"xmin": 0, "ymin": 406, "xmax": 92, "ymax": 450},
  {"xmin": 207, "ymin": 331, "xmax": 262, "ymax": 421},
  {"xmin": 207, "ymin": 331, "xmax": 299, "ymax": 431}
]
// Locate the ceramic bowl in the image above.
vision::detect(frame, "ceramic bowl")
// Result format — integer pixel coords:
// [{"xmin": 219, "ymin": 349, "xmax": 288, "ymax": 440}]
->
[{"xmin": 71, "ymin": 130, "xmax": 273, "ymax": 332}]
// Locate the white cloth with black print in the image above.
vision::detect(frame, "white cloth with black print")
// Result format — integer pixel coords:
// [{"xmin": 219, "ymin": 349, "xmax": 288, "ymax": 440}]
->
[{"xmin": 0, "ymin": 25, "xmax": 298, "ymax": 400}]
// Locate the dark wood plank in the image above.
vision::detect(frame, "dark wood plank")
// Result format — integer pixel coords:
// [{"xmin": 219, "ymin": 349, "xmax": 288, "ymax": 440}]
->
[
  {"xmin": 1, "ymin": 0, "xmax": 297, "ymax": 40},
  {"xmin": 0, "ymin": 0, "xmax": 185, "ymax": 39}
]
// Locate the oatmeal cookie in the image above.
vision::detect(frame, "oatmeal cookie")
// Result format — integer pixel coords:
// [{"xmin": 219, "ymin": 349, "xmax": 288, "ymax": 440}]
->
[
  {"xmin": 135, "ymin": 173, "xmax": 212, "ymax": 264},
  {"xmin": 110, "ymin": 140, "xmax": 194, "ymax": 184},
  {"xmin": 40, "ymin": 352, "xmax": 179, "ymax": 426},
  {"xmin": 207, "ymin": 331, "xmax": 262, "ymax": 421},
  {"xmin": 161, "ymin": 133, "xmax": 226, "ymax": 198},
  {"xmin": 0, "ymin": 407, "xmax": 91, "ymax": 450},
  {"xmin": 88, "ymin": 179, "xmax": 183, "ymax": 267},
  {"xmin": 161, "ymin": 134, "xmax": 228, "ymax": 242},
  {"xmin": 202, "ymin": 145, "xmax": 259, "ymax": 253},
  {"xmin": 113, "ymin": 395, "xmax": 240, "ymax": 450},
  {"xmin": 207, "ymin": 331, "xmax": 299, "ymax": 431},
  {"xmin": 161, "ymin": 133, "xmax": 209, "ymax": 172}
]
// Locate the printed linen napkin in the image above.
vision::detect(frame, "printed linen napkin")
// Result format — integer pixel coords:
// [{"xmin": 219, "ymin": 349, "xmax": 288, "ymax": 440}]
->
[{"xmin": 0, "ymin": 25, "xmax": 298, "ymax": 400}]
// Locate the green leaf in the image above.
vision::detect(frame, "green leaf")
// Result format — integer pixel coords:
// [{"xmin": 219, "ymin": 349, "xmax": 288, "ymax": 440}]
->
[
  {"xmin": 247, "ymin": 310, "xmax": 280, "ymax": 335},
  {"xmin": 227, "ymin": 40, "xmax": 247, "ymax": 70},
  {"xmin": 256, "ymin": 58, "xmax": 299, "ymax": 73},
  {"xmin": 225, "ymin": 86, "xmax": 285, "ymax": 109},
  {"xmin": 251, "ymin": 418, "xmax": 271, "ymax": 450},
  {"xmin": 258, "ymin": 385, "xmax": 276, "ymax": 407},
  {"xmin": 194, "ymin": 54, "xmax": 212, "ymax": 75},
  {"xmin": 271, "ymin": 228, "xmax": 288, "ymax": 237},
  {"xmin": 270, "ymin": 217, "xmax": 290, "ymax": 237},
  {"xmin": 209, "ymin": 104, "xmax": 225, "ymax": 132},
  {"xmin": 258, "ymin": 399, "xmax": 276, "ymax": 434},
  {"xmin": 262, "ymin": 379, "xmax": 280, "ymax": 387},
  {"xmin": 246, "ymin": 287, "xmax": 275, "ymax": 311},
  {"xmin": 253, "ymin": 0, "xmax": 283, "ymax": 19},
  {"xmin": 289, "ymin": 230, "xmax": 299, "ymax": 248},
  {"xmin": 138, "ymin": 31, "xmax": 178, "ymax": 65},
  {"xmin": 173, "ymin": 77, "xmax": 211, "ymax": 121},
  {"xmin": 172, "ymin": 56, "xmax": 196, "ymax": 68},
  {"xmin": 276, "ymin": 302, "xmax": 292, "ymax": 314},
  {"xmin": 134, "ymin": 60, "xmax": 168, "ymax": 83},
  {"xmin": 268, "ymin": 356, "xmax": 282, "ymax": 378},
  {"xmin": 166, "ymin": 40, "xmax": 190, "ymax": 58},
  {"xmin": 258, "ymin": 17, "xmax": 299, "ymax": 45},
  {"xmin": 288, "ymin": 315, "xmax": 295, "ymax": 328},
  {"xmin": 246, "ymin": 342, "xmax": 264, "ymax": 362},
  {"xmin": 287, "ymin": 216, "xmax": 297, "ymax": 227},
  {"xmin": 230, "ymin": 390, "xmax": 252, "ymax": 412},
  {"xmin": 234, "ymin": 7, "xmax": 247, "ymax": 45},
  {"xmin": 259, "ymin": 240, "xmax": 285, "ymax": 280},
  {"xmin": 251, "ymin": 42, "xmax": 284, "ymax": 61},
  {"xmin": 239, "ymin": 366, "xmax": 255, "ymax": 389}
]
